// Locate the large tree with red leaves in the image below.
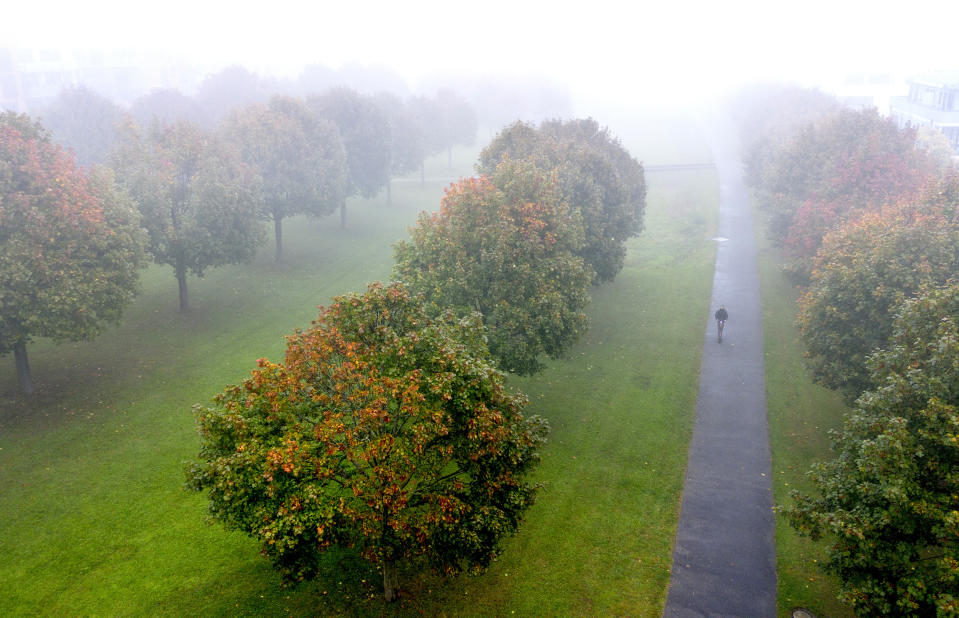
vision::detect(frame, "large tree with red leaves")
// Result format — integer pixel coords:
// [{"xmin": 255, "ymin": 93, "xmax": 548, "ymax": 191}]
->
[
  {"xmin": 0, "ymin": 112, "xmax": 146, "ymax": 394},
  {"xmin": 747, "ymin": 105, "xmax": 934, "ymax": 278}
]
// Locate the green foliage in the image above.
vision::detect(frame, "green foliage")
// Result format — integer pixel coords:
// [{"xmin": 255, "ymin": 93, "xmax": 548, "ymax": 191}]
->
[
  {"xmin": 112, "ymin": 119, "xmax": 265, "ymax": 310},
  {"xmin": 373, "ymin": 92, "xmax": 426, "ymax": 178},
  {"xmin": 187, "ymin": 282, "xmax": 547, "ymax": 601},
  {"xmin": 394, "ymin": 158, "xmax": 591, "ymax": 375},
  {"xmin": 434, "ymin": 89, "xmax": 478, "ymax": 160},
  {"xmin": 733, "ymin": 84, "xmax": 840, "ymax": 190},
  {"xmin": 478, "ymin": 118, "xmax": 646, "ymax": 283},
  {"xmin": 195, "ymin": 65, "xmax": 272, "ymax": 127},
  {"xmin": 220, "ymin": 96, "xmax": 347, "ymax": 259},
  {"xmin": 307, "ymin": 88, "xmax": 391, "ymax": 200},
  {"xmin": 798, "ymin": 209, "xmax": 959, "ymax": 400},
  {"xmin": 785, "ymin": 282, "xmax": 959, "ymax": 616},
  {"xmin": 0, "ymin": 112, "xmax": 146, "ymax": 389},
  {"xmin": 130, "ymin": 88, "xmax": 209, "ymax": 131}
]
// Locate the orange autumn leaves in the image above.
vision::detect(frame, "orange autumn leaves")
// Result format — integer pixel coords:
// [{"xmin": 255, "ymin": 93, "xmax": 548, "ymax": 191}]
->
[{"xmin": 188, "ymin": 282, "xmax": 547, "ymax": 590}]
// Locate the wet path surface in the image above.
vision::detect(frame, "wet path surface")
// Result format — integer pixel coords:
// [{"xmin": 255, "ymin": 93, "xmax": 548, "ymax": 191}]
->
[{"xmin": 663, "ymin": 137, "xmax": 777, "ymax": 617}]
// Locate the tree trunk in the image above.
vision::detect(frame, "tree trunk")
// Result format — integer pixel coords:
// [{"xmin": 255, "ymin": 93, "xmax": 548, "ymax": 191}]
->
[
  {"xmin": 382, "ymin": 558, "xmax": 397, "ymax": 602},
  {"xmin": 386, "ymin": 180, "xmax": 392, "ymax": 205},
  {"xmin": 14, "ymin": 340, "xmax": 34, "ymax": 395},
  {"xmin": 176, "ymin": 258, "xmax": 189, "ymax": 312},
  {"xmin": 340, "ymin": 197, "xmax": 347, "ymax": 230},
  {"xmin": 274, "ymin": 216, "xmax": 283, "ymax": 261}
]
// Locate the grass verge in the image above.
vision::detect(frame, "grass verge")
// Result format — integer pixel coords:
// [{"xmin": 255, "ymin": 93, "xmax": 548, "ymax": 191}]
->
[
  {"xmin": 1, "ymin": 132, "xmax": 717, "ymax": 615},
  {"xmin": 754, "ymin": 210, "xmax": 853, "ymax": 617}
]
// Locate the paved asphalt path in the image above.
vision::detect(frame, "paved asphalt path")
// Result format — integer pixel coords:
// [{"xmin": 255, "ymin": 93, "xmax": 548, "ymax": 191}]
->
[{"xmin": 663, "ymin": 135, "xmax": 777, "ymax": 617}]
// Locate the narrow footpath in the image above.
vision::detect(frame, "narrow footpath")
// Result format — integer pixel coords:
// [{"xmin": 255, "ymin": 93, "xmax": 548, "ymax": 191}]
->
[{"xmin": 663, "ymin": 132, "xmax": 777, "ymax": 617}]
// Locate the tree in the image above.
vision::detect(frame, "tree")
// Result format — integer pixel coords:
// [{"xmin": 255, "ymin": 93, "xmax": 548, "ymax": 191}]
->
[
  {"xmin": 916, "ymin": 126, "xmax": 959, "ymax": 173},
  {"xmin": 785, "ymin": 282, "xmax": 959, "ymax": 616},
  {"xmin": 112, "ymin": 119, "xmax": 264, "ymax": 311},
  {"xmin": 195, "ymin": 65, "xmax": 274, "ymax": 128},
  {"xmin": 220, "ymin": 96, "xmax": 347, "ymax": 260},
  {"xmin": 130, "ymin": 88, "xmax": 209, "ymax": 128},
  {"xmin": 798, "ymin": 209, "xmax": 959, "ymax": 400},
  {"xmin": 373, "ymin": 92, "xmax": 426, "ymax": 204},
  {"xmin": 478, "ymin": 118, "xmax": 646, "ymax": 283},
  {"xmin": 0, "ymin": 112, "xmax": 146, "ymax": 394},
  {"xmin": 307, "ymin": 88, "xmax": 391, "ymax": 228},
  {"xmin": 186, "ymin": 282, "xmax": 547, "ymax": 601},
  {"xmin": 394, "ymin": 157, "xmax": 591, "ymax": 375},
  {"xmin": 408, "ymin": 95, "xmax": 444, "ymax": 182},
  {"xmin": 41, "ymin": 85, "xmax": 124, "ymax": 168},
  {"xmin": 434, "ymin": 89, "xmax": 478, "ymax": 169},
  {"xmin": 733, "ymin": 84, "xmax": 840, "ymax": 190},
  {"xmin": 750, "ymin": 107, "xmax": 933, "ymax": 276}
]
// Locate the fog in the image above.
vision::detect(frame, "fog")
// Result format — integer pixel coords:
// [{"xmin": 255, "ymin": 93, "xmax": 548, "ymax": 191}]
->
[{"xmin": 5, "ymin": 0, "xmax": 958, "ymax": 114}]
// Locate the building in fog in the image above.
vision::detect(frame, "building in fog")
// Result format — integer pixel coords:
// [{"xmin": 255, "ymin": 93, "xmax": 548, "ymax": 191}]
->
[{"xmin": 889, "ymin": 71, "xmax": 959, "ymax": 153}]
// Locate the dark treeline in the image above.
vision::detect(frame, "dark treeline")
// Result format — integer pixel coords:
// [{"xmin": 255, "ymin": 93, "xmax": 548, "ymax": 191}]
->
[{"xmin": 733, "ymin": 83, "xmax": 959, "ymax": 617}]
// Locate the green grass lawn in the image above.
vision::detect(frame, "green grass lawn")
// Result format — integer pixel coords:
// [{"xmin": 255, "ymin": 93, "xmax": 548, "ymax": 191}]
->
[
  {"xmin": 1, "ymin": 122, "xmax": 718, "ymax": 615},
  {"xmin": 754, "ymin": 211, "xmax": 854, "ymax": 617}
]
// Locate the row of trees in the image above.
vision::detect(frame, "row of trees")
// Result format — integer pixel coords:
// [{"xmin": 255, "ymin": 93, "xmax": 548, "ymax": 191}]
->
[
  {"xmin": 187, "ymin": 117, "xmax": 647, "ymax": 600},
  {"xmin": 736, "ymin": 85, "xmax": 959, "ymax": 615},
  {"xmin": 2, "ymin": 84, "xmax": 479, "ymax": 392},
  {"xmin": 40, "ymin": 73, "xmax": 479, "ymax": 174},
  {"xmin": 5, "ymin": 83, "xmax": 645, "ymax": 596}
]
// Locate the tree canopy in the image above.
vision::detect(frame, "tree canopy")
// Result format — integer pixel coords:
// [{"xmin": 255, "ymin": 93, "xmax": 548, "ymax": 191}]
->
[
  {"xmin": 433, "ymin": 89, "xmax": 478, "ymax": 169},
  {"xmin": 0, "ymin": 112, "xmax": 146, "ymax": 393},
  {"xmin": 785, "ymin": 282, "xmax": 959, "ymax": 615},
  {"xmin": 112, "ymin": 119, "xmax": 264, "ymax": 311},
  {"xmin": 307, "ymin": 88, "xmax": 391, "ymax": 227},
  {"xmin": 742, "ymin": 101, "xmax": 933, "ymax": 278},
  {"xmin": 41, "ymin": 85, "xmax": 124, "ymax": 168},
  {"xmin": 478, "ymin": 118, "xmax": 646, "ymax": 283},
  {"xmin": 394, "ymin": 157, "xmax": 591, "ymax": 375},
  {"xmin": 733, "ymin": 84, "xmax": 840, "ymax": 190},
  {"xmin": 195, "ymin": 65, "xmax": 274, "ymax": 128},
  {"xmin": 130, "ymin": 88, "xmax": 210, "ymax": 129},
  {"xmin": 187, "ymin": 282, "xmax": 547, "ymax": 601},
  {"xmin": 220, "ymin": 96, "xmax": 347, "ymax": 260},
  {"xmin": 797, "ymin": 205, "xmax": 959, "ymax": 400},
  {"xmin": 373, "ymin": 92, "xmax": 426, "ymax": 203}
]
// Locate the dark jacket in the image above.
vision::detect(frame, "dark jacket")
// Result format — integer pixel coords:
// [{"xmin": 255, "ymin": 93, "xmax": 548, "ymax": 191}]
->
[{"xmin": 714, "ymin": 308, "xmax": 728, "ymax": 321}]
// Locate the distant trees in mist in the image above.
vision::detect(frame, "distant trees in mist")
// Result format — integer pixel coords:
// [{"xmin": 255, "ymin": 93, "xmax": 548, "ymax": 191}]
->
[
  {"xmin": 220, "ymin": 96, "xmax": 347, "ymax": 259},
  {"xmin": 111, "ymin": 119, "xmax": 265, "ymax": 312}
]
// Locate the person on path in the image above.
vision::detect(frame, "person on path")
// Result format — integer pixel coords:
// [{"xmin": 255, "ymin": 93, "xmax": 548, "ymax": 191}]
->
[{"xmin": 714, "ymin": 305, "xmax": 728, "ymax": 341}]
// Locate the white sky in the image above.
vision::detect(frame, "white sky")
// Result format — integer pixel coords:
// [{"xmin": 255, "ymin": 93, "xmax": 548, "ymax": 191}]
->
[{"xmin": 4, "ymin": 0, "xmax": 958, "ymax": 105}]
